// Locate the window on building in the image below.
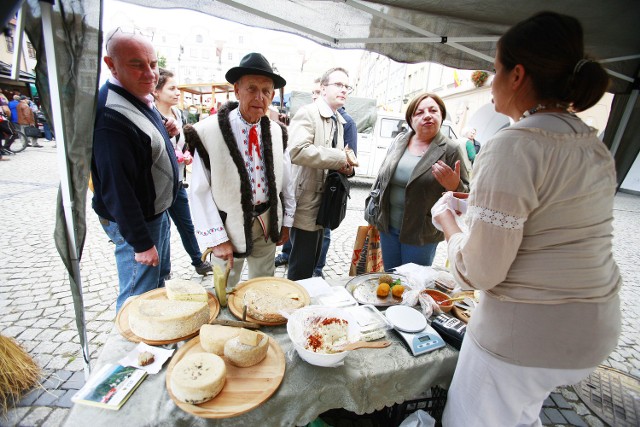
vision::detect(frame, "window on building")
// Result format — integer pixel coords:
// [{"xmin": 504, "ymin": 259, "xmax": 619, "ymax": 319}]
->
[
  {"xmin": 191, "ymin": 48, "xmax": 198, "ymax": 58},
  {"xmin": 202, "ymin": 49, "xmax": 209, "ymax": 59},
  {"xmin": 228, "ymin": 52, "xmax": 233, "ymax": 61},
  {"xmin": 26, "ymin": 42, "xmax": 36, "ymax": 58},
  {"xmin": 5, "ymin": 29, "xmax": 14, "ymax": 53},
  {"xmin": 238, "ymin": 36, "xmax": 243, "ymax": 44},
  {"xmin": 196, "ymin": 34, "xmax": 203, "ymax": 43}
]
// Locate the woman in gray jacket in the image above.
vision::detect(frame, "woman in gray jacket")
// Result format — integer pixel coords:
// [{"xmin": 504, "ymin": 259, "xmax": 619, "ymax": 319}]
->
[{"xmin": 370, "ymin": 92, "xmax": 469, "ymax": 271}]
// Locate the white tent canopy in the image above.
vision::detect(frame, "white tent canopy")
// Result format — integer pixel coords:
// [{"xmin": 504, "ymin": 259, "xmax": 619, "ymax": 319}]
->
[{"xmin": 4, "ymin": 0, "xmax": 639, "ymax": 371}]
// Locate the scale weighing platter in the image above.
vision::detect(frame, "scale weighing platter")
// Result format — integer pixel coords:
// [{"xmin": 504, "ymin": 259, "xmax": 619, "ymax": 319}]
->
[{"xmin": 385, "ymin": 305, "xmax": 445, "ymax": 356}]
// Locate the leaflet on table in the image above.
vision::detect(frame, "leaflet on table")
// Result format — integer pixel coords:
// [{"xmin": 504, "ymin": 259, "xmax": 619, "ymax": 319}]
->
[
  {"xmin": 71, "ymin": 364, "xmax": 147, "ymax": 410},
  {"xmin": 296, "ymin": 277, "xmax": 358, "ymax": 307},
  {"xmin": 118, "ymin": 342, "xmax": 175, "ymax": 374},
  {"xmin": 296, "ymin": 277, "xmax": 332, "ymax": 297}
]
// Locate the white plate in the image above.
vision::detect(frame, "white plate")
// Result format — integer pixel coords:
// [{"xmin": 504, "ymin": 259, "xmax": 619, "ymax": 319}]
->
[{"xmin": 384, "ymin": 305, "xmax": 427, "ymax": 333}]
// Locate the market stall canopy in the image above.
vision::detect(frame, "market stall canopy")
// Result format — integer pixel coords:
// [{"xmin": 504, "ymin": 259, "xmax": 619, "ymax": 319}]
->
[{"xmin": 178, "ymin": 82, "xmax": 234, "ymax": 96}]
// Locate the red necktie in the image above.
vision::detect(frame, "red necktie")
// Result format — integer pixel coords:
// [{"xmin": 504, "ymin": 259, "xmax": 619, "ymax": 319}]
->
[{"xmin": 249, "ymin": 126, "xmax": 261, "ymax": 159}]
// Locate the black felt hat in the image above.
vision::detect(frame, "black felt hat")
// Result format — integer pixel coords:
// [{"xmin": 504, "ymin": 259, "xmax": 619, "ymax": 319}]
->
[{"xmin": 225, "ymin": 52, "xmax": 286, "ymax": 89}]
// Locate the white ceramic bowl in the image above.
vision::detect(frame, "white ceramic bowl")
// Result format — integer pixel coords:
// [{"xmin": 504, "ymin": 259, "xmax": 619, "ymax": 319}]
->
[{"xmin": 286, "ymin": 306, "xmax": 360, "ymax": 368}]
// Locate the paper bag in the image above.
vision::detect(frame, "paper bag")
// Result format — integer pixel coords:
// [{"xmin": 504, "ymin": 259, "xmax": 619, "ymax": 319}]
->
[{"xmin": 349, "ymin": 225, "xmax": 384, "ymax": 276}]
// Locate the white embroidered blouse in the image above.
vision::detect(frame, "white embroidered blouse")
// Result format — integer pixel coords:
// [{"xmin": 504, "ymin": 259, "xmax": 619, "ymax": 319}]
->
[{"xmin": 446, "ymin": 113, "xmax": 621, "ymax": 368}]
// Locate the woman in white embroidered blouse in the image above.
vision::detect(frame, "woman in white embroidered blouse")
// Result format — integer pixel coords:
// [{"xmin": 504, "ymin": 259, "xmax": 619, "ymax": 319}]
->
[{"xmin": 433, "ymin": 12, "xmax": 621, "ymax": 427}]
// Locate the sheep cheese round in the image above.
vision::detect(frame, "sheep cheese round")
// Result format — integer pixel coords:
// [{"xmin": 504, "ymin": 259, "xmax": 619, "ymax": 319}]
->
[
  {"xmin": 129, "ymin": 299, "xmax": 209, "ymax": 341},
  {"xmin": 171, "ymin": 353, "xmax": 226, "ymax": 404}
]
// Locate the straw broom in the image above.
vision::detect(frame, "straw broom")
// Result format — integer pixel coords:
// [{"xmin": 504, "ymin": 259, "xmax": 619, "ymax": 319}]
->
[{"xmin": 0, "ymin": 335, "xmax": 41, "ymax": 414}]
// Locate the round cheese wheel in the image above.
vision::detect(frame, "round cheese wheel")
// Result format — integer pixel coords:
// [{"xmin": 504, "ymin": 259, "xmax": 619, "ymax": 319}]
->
[
  {"xmin": 129, "ymin": 299, "xmax": 209, "ymax": 341},
  {"xmin": 171, "ymin": 353, "xmax": 226, "ymax": 404},
  {"xmin": 200, "ymin": 324, "xmax": 240, "ymax": 355},
  {"xmin": 224, "ymin": 334, "xmax": 269, "ymax": 367}
]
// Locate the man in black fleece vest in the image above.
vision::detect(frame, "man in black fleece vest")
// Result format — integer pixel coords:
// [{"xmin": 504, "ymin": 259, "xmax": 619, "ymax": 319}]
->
[{"xmin": 91, "ymin": 28, "xmax": 179, "ymax": 312}]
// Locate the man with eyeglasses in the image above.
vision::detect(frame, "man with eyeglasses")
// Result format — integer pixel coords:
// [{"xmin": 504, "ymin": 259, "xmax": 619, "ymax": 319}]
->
[
  {"xmin": 287, "ymin": 67, "xmax": 356, "ymax": 280},
  {"xmin": 186, "ymin": 53, "xmax": 295, "ymax": 289},
  {"xmin": 91, "ymin": 28, "xmax": 180, "ymax": 312}
]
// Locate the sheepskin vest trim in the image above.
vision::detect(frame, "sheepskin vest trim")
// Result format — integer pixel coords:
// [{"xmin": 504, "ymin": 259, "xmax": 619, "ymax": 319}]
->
[{"xmin": 184, "ymin": 102, "xmax": 287, "ymax": 257}]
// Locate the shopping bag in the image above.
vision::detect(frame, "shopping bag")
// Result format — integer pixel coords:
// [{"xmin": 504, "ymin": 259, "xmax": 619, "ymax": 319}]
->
[{"xmin": 349, "ymin": 225, "xmax": 384, "ymax": 276}]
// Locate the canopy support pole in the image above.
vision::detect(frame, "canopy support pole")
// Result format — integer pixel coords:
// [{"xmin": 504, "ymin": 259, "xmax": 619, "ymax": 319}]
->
[
  {"xmin": 10, "ymin": 1, "xmax": 26, "ymax": 81},
  {"xmin": 40, "ymin": 0, "xmax": 92, "ymax": 378},
  {"xmin": 610, "ymin": 86, "xmax": 639, "ymax": 156}
]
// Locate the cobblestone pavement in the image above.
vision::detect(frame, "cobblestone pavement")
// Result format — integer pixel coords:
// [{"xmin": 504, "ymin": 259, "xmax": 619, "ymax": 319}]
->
[{"xmin": 1, "ymin": 144, "xmax": 638, "ymax": 426}]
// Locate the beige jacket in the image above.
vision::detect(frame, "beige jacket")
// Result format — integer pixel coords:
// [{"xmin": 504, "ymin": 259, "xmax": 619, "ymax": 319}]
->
[
  {"xmin": 288, "ymin": 98, "xmax": 348, "ymax": 231},
  {"xmin": 447, "ymin": 115, "xmax": 621, "ymax": 368}
]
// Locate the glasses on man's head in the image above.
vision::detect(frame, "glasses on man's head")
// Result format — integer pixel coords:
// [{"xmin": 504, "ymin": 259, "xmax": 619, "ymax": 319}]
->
[
  {"xmin": 325, "ymin": 82, "xmax": 353, "ymax": 94},
  {"xmin": 105, "ymin": 26, "xmax": 144, "ymax": 54}
]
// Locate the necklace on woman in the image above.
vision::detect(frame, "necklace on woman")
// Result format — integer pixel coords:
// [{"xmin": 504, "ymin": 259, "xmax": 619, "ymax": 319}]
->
[
  {"xmin": 519, "ymin": 103, "xmax": 571, "ymax": 121},
  {"xmin": 520, "ymin": 104, "xmax": 547, "ymax": 120}
]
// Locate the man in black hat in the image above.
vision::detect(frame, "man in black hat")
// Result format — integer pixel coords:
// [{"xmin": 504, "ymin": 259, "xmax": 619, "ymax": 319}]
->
[{"xmin": 186, "ymin": 52, "xmax": 295, "ymax": 288}]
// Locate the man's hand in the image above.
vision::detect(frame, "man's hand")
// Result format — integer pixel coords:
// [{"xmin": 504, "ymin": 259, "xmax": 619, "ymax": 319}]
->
[
  {"xmin": 135, "ymin": 246, "xmax": 159, "ymax": 266},
  {"xmin": 277, "ymin": 227, "xmax": 290, "ymax": 246},
  {"xmin": 163, "ymin": 116, "xmax": 180, "ymax": 138},
  {"xmin": 211, "ymin": 241, "xmax": 235, "ymax": 269},
  {"xmin": 338, "ymin": 163, "xmax": 354, "ymax": 176}
]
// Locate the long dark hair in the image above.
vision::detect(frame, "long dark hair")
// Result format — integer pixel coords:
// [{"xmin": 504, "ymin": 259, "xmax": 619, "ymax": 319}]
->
[
  {"xmin": 156, "ymin": 68, "xmax": 175, "ymax": 92},
  {"xmin": 498, "ymin": 11, "xmax": 609, "ymax": 112}
]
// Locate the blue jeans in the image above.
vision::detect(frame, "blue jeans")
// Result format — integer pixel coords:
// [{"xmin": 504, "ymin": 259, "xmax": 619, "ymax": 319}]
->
[
  {"xmin": 379, "ymin": 226, "xmax": 438, "ymax": 271},
  {"xmin": 43, "ymin": 122, "xmax": 53, "ymax": 140},
  {"xmin": 101, "ymin": 212, "xmax": 171, "ymax": 312},
  {"xmin": 168, "ymin": 186, "xmax": 204, "ymax": 267},
  {"xmin": 314, "ymin": 228, "xmax": 331, "ymax": 276}
]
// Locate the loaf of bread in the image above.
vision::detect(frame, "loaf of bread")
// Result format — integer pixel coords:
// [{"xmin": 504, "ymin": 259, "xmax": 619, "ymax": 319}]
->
[
  {"xmin": 199, "ymin": 324, "xmax": 240, "ymax": 356},
  {"xmin": 170, "ymin": 353, "xmax": 226, "ymax": 404},
  {"xmin": 129, "ymin": 299, "xmax": 209, "ymax": 341},
  {"xmin": 166, "ymin": 279, "xmax": 208, "ymax": 302},
  {"xmin": 243, "ymin": 288, "xmax": 304, "ymax": 323},
  {"xmin": 224, "ymin": 331, "xmax": 269, "ymax": 367}
]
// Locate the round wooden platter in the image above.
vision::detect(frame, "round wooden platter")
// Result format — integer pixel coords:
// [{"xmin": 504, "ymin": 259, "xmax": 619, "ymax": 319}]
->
[
  {"xmin": 165, "ymin": 335, "xmax": 286, "ymax": 418},
  {"xmin": 227, "ymin": 277, "xmax": 311, "ymax": 326},
  {"xmin": 450, "ymin": 290, "xmax": 478, "ymax": 324},
  {"xmin": 115, "ymin": 288, "xmax": 220, "ymax": 345}
]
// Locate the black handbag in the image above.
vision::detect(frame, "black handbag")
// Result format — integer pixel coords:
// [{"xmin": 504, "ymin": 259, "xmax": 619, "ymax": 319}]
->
[
  {"xmin": 24, "ymin": 125, "xmax": 40, "ymax": 138},
  {"xmin": 316, "ymin": 170, "xmax": 350, "ymax": 230}
]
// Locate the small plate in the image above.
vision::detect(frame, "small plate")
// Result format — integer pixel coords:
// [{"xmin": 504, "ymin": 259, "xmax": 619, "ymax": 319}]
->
[
  {"xmin": 345, "ymin": 273, "xmax": 412, "ymax": 307},
  {"xmin": 385, "ymin": 305, "xmax": 427, "ymax": 333}
]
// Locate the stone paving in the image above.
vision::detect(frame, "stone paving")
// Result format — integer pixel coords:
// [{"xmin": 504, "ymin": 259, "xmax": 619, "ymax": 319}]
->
[{"xmin": 0, "ymin": 142, "xmax": 639, "ymax": 426}]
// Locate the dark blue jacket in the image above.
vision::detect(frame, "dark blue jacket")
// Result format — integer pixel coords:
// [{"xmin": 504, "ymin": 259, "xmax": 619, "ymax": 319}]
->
[{"xmin": 91, "ymin": 82, "xmax": 179, "ymax": 252}]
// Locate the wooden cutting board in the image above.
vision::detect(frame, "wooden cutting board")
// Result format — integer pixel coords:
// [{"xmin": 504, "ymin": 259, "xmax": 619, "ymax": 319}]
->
[
  {"xmin": 115, "ymin": 288, "xmax": 220, "ymax": 344},
  {"xmin": 227, "ymin": 277, "xmax": 310, "ymax": 326},
  {"xmin": 165, "ymin": 335, "xmax": 286, "ymax": 418}
]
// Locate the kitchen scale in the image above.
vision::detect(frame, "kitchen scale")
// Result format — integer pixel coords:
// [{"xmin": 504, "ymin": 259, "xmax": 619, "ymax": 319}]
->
[{"xmin": 385, "ymin": 305, "xmax": 445, "ymax": 356}]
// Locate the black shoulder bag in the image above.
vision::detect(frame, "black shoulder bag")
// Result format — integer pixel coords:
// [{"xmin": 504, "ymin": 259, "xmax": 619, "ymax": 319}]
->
[{"xmin": 316, "ymin": 170, "xmax": 350, "ymax": 230}]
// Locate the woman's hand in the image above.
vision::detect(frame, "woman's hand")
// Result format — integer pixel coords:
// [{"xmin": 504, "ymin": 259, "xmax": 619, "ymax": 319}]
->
[{"xmin": 432, "ymin": 160, "xmax": 461, "ymax": 191}]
